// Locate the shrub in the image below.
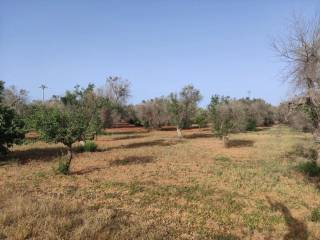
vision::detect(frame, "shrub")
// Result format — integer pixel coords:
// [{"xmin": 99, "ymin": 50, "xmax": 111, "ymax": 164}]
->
[
  {"xmin": 246, "ymin": 119, "xmax": 257, "ymax": 131},
  {"xmin": 57, "ymin": 160, "xmax": 69, "ymax": 175},
  {"xmin": 80, "ymin": 141, "xmax": 97, "ymax": 152},
  {"xmin": 311, "ymin": 208, "xmax": 320, "ymax": 222},
  {"xmin": 297, "ymin": 162, "xmax": 320, "ymax": 177}
]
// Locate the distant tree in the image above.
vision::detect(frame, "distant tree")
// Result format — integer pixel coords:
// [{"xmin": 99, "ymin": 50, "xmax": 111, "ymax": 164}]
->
[
  {"xmin": 135, "ymin": 97, "xmax": 170, "ymax": 129},
  {"xmin": 167, "ymin": 93, "xmax": 185, "ymax": 138},
  {"xmin": 3, "ymin": 85, "xmax": 28, "ymax": 115},
  {"xmin": 0, "ymin": 81, "xmax": 25, "ymax": 155},
  {"xmin": 273, "ymin": 15, "xmax": 320, "ymax": 164},
  {"xmin": 32, "ymin": 84, "xmax": 103, "ymax": 173},
  {"xmin": 208, "ymin": 95, "xmax": 246, "ymax": 147},
  {"xmin": 180, "ymin": 85, "xmax": 202, "ymax": 128},
  {"xmin": 194, "ymin": 108, "xmax": 208, "ymax": 128},
  {"xmin": 104, "ymin": 76, "xmax": 130, "ymax": 105},
  {"xmin": 97, "ymin": 76, "xmax": 131, "ymax": 126},
  {"xmin": 167, "ymin": 85, "xmax": 202, "ymax": 137}
]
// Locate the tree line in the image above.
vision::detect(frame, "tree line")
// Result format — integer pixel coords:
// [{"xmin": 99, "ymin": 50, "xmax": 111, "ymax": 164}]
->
[{"xmin": 2, "ymin": 14, "xmax": 320, "ymax": 172}]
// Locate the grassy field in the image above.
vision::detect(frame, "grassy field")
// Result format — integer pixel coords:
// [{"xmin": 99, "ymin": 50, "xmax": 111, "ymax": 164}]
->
[{"xmin": 1, "ymin": 125, "xmax": 320, "ymax": 239}]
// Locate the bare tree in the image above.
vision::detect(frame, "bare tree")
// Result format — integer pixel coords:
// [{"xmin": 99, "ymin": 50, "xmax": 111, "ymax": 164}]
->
[
  {"xmin": 104, "ymin": 76, "xmax": 130, "ymax": 105},
  {"xmin": 3, "ymin": 85, "xmax": 28, "ymax": 115},
  {"xmin": 273, "ymin": 14, "xmax": 320, "ymax": 164}
]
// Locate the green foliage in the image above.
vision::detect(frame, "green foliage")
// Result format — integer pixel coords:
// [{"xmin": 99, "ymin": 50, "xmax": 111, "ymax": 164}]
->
[
  {"xmin": 167, "ymin": 85, "xmax": 202, "ymax": 129},
  {"xmin": 246, "ymin": 118, "xmax": 257, "ymax": 131},
  {"xmin": 30, "ymin": 84, "xmax": 104, "ymax": 173},
  {"xmin": 80, "ymin": 141, "xmax": 97, "ymax": 152},
  {"xmin": 57, "ymin": 160, "xmax": 69, "ymax": 175},
  {"xmin": 0, "ymin": 81, "xmax": 25, "ymax": 155},
  {"xmin": 311, "ymin": 208, "xmax": 320, "ymax": 222},
  {"xmin": 194, "ymin": 108, "xmax": 208, "ymax": 128},
  {"xmin": 209, "ymin": 95, "xmax": 275, "ymax": 137},
  {"xmin": 32, "ymin": 105, "xmax": 86, "ymax": 147},
  {"xmin": 297, "ymin": 162, "xmax": 320, "ymax": 177},
  {"xmin": 209, "ymin": 95, "xmax": 246, "ymax": 137},
  {"xmin": 167, "ymin": 93, "xmax": 184, "ymax": 129}
]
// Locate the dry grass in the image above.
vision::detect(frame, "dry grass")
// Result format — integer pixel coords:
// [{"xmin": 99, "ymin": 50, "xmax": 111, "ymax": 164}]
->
[{"xmin": 1, "ymin": 125, "xmax": 320, "ymax": 239}]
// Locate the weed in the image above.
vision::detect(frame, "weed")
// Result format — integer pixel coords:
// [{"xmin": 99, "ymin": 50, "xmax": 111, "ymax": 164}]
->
[
  {"xmin": 297, "ymin": 161, "xmax": 320, "ymax": 177},
  {"xmin": 311, "ymin": 208, "xmax": 320, "ymax": 222},
  {"xmin": 79, "ymin": 141, "xmax": 97, "ymax": 152}
]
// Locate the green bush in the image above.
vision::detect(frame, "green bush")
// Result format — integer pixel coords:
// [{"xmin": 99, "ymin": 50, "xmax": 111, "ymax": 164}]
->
[
  {"xmin": 311, "ymin": 208, "xmax": 320, "ymax": 222},
  {"xmin": 80, "ymin": 141, "xmax": 97, "ymax": 152},
  {"xmin": 246, "ymin": 119, "xmax": 257, "ymax": 131},
  {"xmin": 297, "ymin": 162, "xmax": 320, "ymax": 177},
  {"xmin": 57, "ymin": 161, "xmax": 69, "ymax": 175}
]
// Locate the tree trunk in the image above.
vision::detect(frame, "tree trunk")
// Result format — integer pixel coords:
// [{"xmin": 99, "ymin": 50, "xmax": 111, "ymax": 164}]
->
[
  {"xmin": 176, "ymin": 127, "xmax": 183, "ymax": 138},
  {"xmin": 223, "ymin": 135, "xmax": 229, "ymax": 148},
  {"xmin": 65, "ymin": 145, "xmax": 73, "ymax": 172},
  {"xmin": 313, "ymin": 128, "xmax": 320, "ymax": 166}
]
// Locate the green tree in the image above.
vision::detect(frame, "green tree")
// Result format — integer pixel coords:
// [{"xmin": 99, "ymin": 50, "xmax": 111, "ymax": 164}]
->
[
  {"xmin": 0, "ymin": 81, "xmax": 24, "ymax": 155},
  {"xmin": 167, "ymin": 85, "xmax": 202, "ymax": 137},
  {"xmin": 32, "ymin": 84, "xmax": 103, "ymax": 173},
  {"xmin": 208, "ymin": 95, "xmax": 246, "ymax": 147},
  {"xmin": 194, "ymin": 108, "xmax": 208, "ymax": 128}
]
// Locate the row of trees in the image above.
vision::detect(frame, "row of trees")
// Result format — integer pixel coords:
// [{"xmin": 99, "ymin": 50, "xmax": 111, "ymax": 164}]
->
[{"xmin": 0, "ymin": 77, "xmax": 277, "ymax": 166}]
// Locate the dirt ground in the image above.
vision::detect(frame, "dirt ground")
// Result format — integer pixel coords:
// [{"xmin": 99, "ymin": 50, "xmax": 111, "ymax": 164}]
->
[{"xmin": 0, "ymin": 125, "xmax": 320, "ymax": 239}]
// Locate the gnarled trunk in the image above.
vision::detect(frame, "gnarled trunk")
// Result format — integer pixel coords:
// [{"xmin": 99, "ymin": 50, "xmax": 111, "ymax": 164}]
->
[
  {"xmin": 65, "ymin": 145, "xmax": 73, "ymax": 172},
  {"xmin": 223, "ymin": 135, "xmax": 229, "ymax": 148},
  {"xmin": 176, "ymin": 127, "xmax": 183, "ymax": 138}
]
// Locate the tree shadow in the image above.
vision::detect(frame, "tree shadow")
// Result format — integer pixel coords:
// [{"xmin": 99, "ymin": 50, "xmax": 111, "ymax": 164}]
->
[
  {"xmin": 267, "ymin": 197, "xmax": 308, "ymax": 240},
  {"xmin": 227, "ymin": 139, "xmax": 254, "ymax": 148},
  {"xmin": 97, "ymin": 135, "xmax": 147, "ymax": 142},
  {"xmin": 0, "ymin": 146, "xmax": 67, "ymax": 165},
  {"xmin": 106, "ymin": 130, "xmax": 149, "ymax": 135},
  {"xmin": 110, "ymin": 156, "xmax": 155, "ymax": 166},
  {"xmin": 117, "ymin": 139, "xmax": 181, "ymax": 149},
  {"xmin": 184, "ymin": 133, "xmax": 213, "ymax": 139},
  {"xmin": 72, "ymin": 166, "xmax": 106, "ymax": 175}
]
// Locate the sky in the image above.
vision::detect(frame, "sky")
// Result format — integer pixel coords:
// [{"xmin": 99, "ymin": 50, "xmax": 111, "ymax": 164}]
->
[{"xmin": 1, "ymin": 0, "xmax": 320, "ymax": 106}]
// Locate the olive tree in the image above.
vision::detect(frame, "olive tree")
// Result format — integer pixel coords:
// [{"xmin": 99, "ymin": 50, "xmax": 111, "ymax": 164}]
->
[
  {"xmin": 32, "ymin": 84, "xmax": 103, "ymax": 173},
  {"xmin": 97, "ymin": 76, "xmax": 131, "ymax": 127},
  {"xmin": 209, "ymin": 95, "xmax": 246, "ymax": 147},
  {"xmin": 273, "ymin": 15, "xmax": 320, "ymax": 164},
  {"xmin": 0, "ymin": 81, "xmax": 25, "ymax": 155},
  {"xmin": 167, "ymin": 85, "xmax": 202, "ymax": 137},
  {"xmin": 135, "ymin": 97, "xmax": 170, "ymax": 129}
]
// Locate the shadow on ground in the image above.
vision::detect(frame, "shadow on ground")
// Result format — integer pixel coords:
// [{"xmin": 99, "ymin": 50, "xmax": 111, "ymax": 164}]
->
[
  {"xmin": 267, "ymin": 197, "xmax": 308, "ymax": 240},
  {"xmin": 72, "ymin": 166, "xmax": 106, "ymax": 175},
  {"xmin": 184, "ymin": 133, "xmax": 213, "ymax": 139},
  {"xmin": 110, "ymin": 156, "xmax": 155, "ymax": 166},
  {"xmin": 227, "ymin": 139, "xmax": 254, "ymax": 148},
  {"xmin": 0, "ymin": 146, "xmax": 67, "ymax": 165},
  {"xmin": 108, "ymin": 139, "xmax": 182, "ymax": 151}
]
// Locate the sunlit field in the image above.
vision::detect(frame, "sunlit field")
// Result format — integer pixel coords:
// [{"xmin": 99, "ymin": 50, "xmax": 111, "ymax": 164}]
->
[{"xmin": 1, "ymin": 125, "xmax": 320, "ymax": 239}]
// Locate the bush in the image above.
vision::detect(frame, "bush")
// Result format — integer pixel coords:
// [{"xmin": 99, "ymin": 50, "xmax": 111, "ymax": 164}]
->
[
  {"xmin": 246, "ymin": 119, "xmax": 257, "ymax": 131},
  {"xmin": 311, "ymin": 208, "xmax": 320, "ymax": 222},
  {"xmin": 80, "ymin": 141, "xmax": 97, "ymax": 152},
  {"xmin": 57, "ymin": 160, "xmax": 69, "ymax": 175},
  {"xmin": 297, "ymin": 162, "xmax": 320, "ymax": 177}
]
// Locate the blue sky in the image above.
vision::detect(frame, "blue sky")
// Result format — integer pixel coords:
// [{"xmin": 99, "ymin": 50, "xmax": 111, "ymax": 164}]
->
[{"xmin": 1, "ymin": 0, "xmax": 319, "ymax": 106}]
